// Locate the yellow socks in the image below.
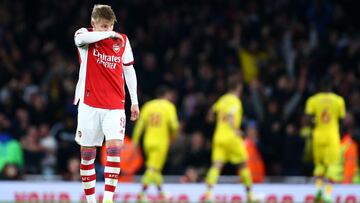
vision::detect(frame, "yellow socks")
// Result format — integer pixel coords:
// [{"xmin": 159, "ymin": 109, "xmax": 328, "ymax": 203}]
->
[
  {"xmin": 238, "ymin": 167, "xmax": 253, "ymax": 203},
  {"xmin": 204, "ymin": 167, "xmax": 220, "ymax": 202},
  {"xmin": 239, "ymin": 167, "xmax": 252, "ymax": 188},
  {"xmin": 154, "ymin": 171, "xmax": 163, "ymax": 186},
  {"xmin": 206, "ymin": 167, "xmax": 220, "ymax": 185},
  {"xmin": 142, "ymin": 169, "xmax": 155, "ymax": 185}
]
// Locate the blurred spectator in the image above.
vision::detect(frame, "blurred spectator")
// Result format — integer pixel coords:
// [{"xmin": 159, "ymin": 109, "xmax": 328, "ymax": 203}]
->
[
  {"xmin": 27, "ymin": 91, "xmax": 50, "ymax": 125},
  {"xmin": 0, "ymin": 113, "xmax": 24, "ymax": 175},
  {"xmin": 62, "ymin": 156, "xmax": 80, "ymax": 181},
  {"xmin": 180, "ymin": 167, "xmax": 201, "ymax": 183},
  {"xmin": 182, "ymin": 131, "xmax": 211, "ymax": 179},
  {"xmin": 238, "ymin": 40, "xmax": 268, "ymax": 83},
  {"xmin": 53, "ymin": 115, "xmax": 78, "ymax": 175},
  {"xmin": 137, "ymin": 53, "xmax": 163, "ymax": 99},
  {"xmin": 244, "ymin": 121, "xmax": 265, "ymax": 183},
  {"xmin": 260, "ymin": 100, "xmax": 284, "ymax": 175},
  {"xmin": 165, "ymin": 134, "xmax": 188, "ymax": 174},
  {"xmin": 333, "ymin": 133, "xmax": 359, "ymax": 184},
  {"xmin": 282, "ymin": 123, "xmax": 305, "ymax": 176},
  {"xmin": 39, "ymin": 123, "xmax": 57, "ymax": 176},
  {"xmin": 334, "ymin": 112, "xmax": 360, "ymax": 184},
  {"xmin": 20, "ymin": 126, "xmax": 46, "ymax": 174},
  {"xmin": 11, "ymin": 108, "xmax": 30, "ymax": 140},
  {"xmin": 0, "ymin": 164, "xmax": 23, "ymax": 180}
]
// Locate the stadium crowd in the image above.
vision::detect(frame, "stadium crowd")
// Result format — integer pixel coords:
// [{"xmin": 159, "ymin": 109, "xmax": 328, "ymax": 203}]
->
[{"xmin": 0, "ymin": 0, "xmax": 359, "ymax": 181}]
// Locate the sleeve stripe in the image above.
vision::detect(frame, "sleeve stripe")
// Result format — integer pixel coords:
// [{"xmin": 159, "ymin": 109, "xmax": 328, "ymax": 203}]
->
[{"xmin": 123, "ymin": 61, "xmax": 134, "ymax": 66}]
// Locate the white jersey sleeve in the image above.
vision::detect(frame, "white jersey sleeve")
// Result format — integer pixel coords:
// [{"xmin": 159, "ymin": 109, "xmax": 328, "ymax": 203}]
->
[
  {"xmin": 123, "ymin": 65, "xmax": 138, "ymax": 105},
  {"xmin": 74, "ymin": 28, "xmax": 116, "ymax": 47},
  {"xmin": 122, "ymin": 36, "xmax": 134, "ymax": 65}
]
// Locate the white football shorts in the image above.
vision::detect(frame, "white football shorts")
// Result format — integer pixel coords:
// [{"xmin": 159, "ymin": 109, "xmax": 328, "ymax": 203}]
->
[{"xmin": 75, "ymin": 102, "xmax": 126, "ymax": 147}]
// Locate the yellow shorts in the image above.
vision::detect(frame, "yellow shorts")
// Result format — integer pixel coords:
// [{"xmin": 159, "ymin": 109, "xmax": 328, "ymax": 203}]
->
[
  {"xmin": 144, "ymin": 144, "xmax": 168, "ymax": 171},
  {"xmin": 212, "ymin": 135, "xmax": 248, "ymax": 164},
  {"xmin": 312, "ymin": 130, "xmax": 340, "ymax": 166},
  {"xmin": 313, "ymin": 143, "xmax": 340, "ymax": 166}
]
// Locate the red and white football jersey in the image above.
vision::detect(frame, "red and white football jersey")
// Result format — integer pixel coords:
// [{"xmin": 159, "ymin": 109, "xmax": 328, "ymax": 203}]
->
[{"xmin": 74, "ymin": 28, "xmax": 134, "ymax": 109}]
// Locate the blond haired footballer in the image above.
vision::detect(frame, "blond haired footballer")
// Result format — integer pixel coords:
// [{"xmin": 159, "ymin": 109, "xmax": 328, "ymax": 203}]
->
[{"xmin": 73, "ymin": 4, "xmax": 139, "ymax": 203}]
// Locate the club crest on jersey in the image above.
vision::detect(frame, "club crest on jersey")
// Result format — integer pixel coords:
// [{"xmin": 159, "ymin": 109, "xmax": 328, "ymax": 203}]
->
[{"xmin": 113, "ymin": 43, "xmax": 121, "ymax": 53}]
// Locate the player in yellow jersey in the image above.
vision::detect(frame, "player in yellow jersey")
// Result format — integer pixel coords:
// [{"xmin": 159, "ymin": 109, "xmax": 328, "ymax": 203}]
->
[
  {"xmin": 204, "ymin": 76, "xmax": 253, "ymax": 202},
  {"xmin": 132, "ymin": 86, "xmax": 179, "ymax": 202},
  {"xmin": 305, "ymin": 79, "xmax": 346, "ymax": 203}
]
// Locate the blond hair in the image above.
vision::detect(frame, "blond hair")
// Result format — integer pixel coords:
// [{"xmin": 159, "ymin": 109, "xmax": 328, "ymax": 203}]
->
[{"xmin": 91, "ymin": 4, "xmax": 117, "ymax": 23}]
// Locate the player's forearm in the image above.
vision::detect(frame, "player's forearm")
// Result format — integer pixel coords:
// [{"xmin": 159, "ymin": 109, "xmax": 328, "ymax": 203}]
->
[
  {"xmin": 123, "ymin": 65, "xmax": 138, "ymax": 105},
  {"xmin": 75, "ymin": 31, "xmax": 116, "ymax": 46}
]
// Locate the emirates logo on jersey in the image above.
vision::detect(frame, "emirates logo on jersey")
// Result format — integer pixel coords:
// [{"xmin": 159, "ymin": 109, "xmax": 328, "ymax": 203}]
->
[
  {"xmin": 113, "ymin": 43, "xmax": 121, "ymax": 53},
  {"xmin": 93, "ymin": 49, "xmax": 121, "ymax": 69}
]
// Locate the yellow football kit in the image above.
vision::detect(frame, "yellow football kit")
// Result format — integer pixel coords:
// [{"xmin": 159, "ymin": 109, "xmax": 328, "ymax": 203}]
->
[
  {"xmin": 211, "ymin": 93, "xmax": 248, "ymax": 164},
  {"xmin": 132, "ymin": 99, "xmax": 179, "ymax": 171},
  {"xmin": 305, "ymin": 92, "xmax": 346, "ymax": 178},
  {"xmin": 205, "ymin": 92, "xmax": 253, "ymax": 201}
]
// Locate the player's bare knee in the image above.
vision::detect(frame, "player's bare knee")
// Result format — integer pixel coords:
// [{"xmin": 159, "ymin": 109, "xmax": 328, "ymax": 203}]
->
[{"xmin": 80, "ymin": 147, "xmax": 96, "ymax": 160}]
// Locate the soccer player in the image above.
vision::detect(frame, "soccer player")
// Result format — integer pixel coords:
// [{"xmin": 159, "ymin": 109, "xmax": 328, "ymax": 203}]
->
[
  {"xmin": 305, "ymin": 78, "xmax": 346, "ymax": 203},
  {"xmin": 132, "ymin": 86, "xmax": 179, "ymax": 201},
  {"xmin": 73, "ymin": 4, "xmax": 139, "ymax": 203},
  {"xmin": 204, "ymin": 76, "xmax": 253, "ymax": 202}
]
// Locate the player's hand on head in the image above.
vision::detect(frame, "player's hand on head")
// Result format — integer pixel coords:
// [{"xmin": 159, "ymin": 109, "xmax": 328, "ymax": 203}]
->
[{"xmin": 130, "ymin": 104, "xmax": 139, "ymax": 121}]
